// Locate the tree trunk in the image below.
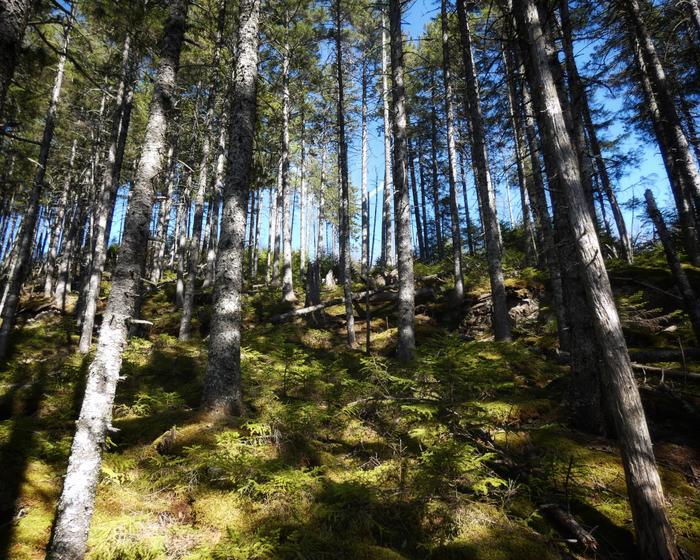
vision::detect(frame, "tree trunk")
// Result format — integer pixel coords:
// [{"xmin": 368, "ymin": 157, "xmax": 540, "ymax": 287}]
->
[
  {"xmin": 381, "ymin": 14, "xmax": 394, "ymax": 268},
  {"xmin": 456, "ymin": 0, "xmax": 511, "ymax": 341},
  {"xmin": 440, "ymin": 0, "xmax": 464, "ymax": 301},
  {"xmin": 631, "ymin": 34, "xmax": 700, "ymax": 265},
  {"xmin": 361, "ymin": 60, "xmax": 370, "ymax": 275},
  {"xmin": 79, "ymin": 33, "xmax": 134, "ymax": 353},
  {"xmin": 0, "ymin": 0, "xmax": 32, "ymax": 120},
  {"xmin": 335, "ymin": 0, "xmax": 355, "ymax": 346},
  {"xmin": 645, "ymin": 189, "xmax": 700, "ymax": 343},
  {"xmin": 44, "ymin": 138, "xmax": 77, "ymax": 297},
  {"xmin": 624, "ymin": 0, "xmax": 700, "ymax": 213},
  {"xmin": 299, "ymin": 107, "xmax": 308, "ymax": 279},
  {"xmin": 280, "ymin": 39, "xmax": 296, "ymax": 303},
  {"xmin": 180, "ymin": 0, "xmax": 226, "ymax": 339},
  {"xmin": 0, "ymin": 9, "xmax": 72, "ymax": 358},
  {"xmin": 512, "ymin": 1, "xmax": 679, "ymax": 557},
  {"xmin": 201, "ymin": 0, "xmax": 259, "ymax": 416},
  {"xmin": 428, "ymin": 74, "xmax": 444, "ymax": 261},
  {"xmin": 408, "ymin": 138, "xmax": 425, "ymax": 260},
  {"xmin": 46, "ymin": 2, "xmax": 189, "ymax": 558},
  {"xmin": 389, "ymin": 0, "xmax": 415, "ymax": 362}
]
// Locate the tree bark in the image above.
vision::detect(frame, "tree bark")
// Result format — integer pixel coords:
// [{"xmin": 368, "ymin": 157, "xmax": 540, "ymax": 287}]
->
[
  {"xmin": 512, "ymin": 1, "xmax": 679, "ymax": 557},
  {"xmin": 180, "ymin": 0, "xmax": 226, "ymax": 339},
  {"xmin": 361, "ymin": 59, "xmax": 370, "ymax": 274},
  {"xmin": 200, "ymin": 0, "xmax": 260, "ymax": 417},
  {"xmin": 456, "ymin": 0, "xmax": 511, "ymax": 341},
  {"xmin": 381, "ymin": 14, "xmax": 394, "ymax": 268},
  {"xmin": 388, "ymin": 0, "xmax": 415, "ymax": 361},
  {"xmin": 428, "ymin": 74, "xmax": 444, "ymax": 260},
  {"xmin": 79, "ymin": 33, "xmax": 134, "ymax": 353},
  {"xmin": 0, "ymin": 9, "xmax": 72, "ymax": 358},
  {"xmin": 46, "ymin": 2, "xmax": 189, "ymax": 558},
  {"xmin": 440, "ymin": 0, "xmax": 465, "ymax": 301},
  {"xmin": 335, "ymin": 0, "xmax": 355, "ymax": 347}
]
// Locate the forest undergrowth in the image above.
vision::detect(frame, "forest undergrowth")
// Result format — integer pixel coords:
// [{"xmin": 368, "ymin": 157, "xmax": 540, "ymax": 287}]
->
[{"xmin": 1, "ymin": 250, "xmax": 699, "ymax": 560}]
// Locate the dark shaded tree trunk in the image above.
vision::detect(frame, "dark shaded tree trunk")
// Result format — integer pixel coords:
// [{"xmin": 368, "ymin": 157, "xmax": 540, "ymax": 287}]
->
[
  {"xmin": 440, "ymin": 0, "xmax": 464, "ymax": 301},
  {"xmin": 389, "ymin": 0, "xmax": 415, "ymax": 361},
  {"xmin": 512, "ymin": 1, "xmax": 679, "ymax": 557},
  {"xmin": 456, "ymin": 0, "xmax": 511, "ymax": 341},
  {"xmin": 335, "ymin": 0, "xmax": 355, "ymax": 347},
  {"xmin": 46, "ymin": 2, "xmax": 189, "ymax": 558},
  {"xmin": 200, "ymin": 0, "xmax": 260, "ymax": 416}
]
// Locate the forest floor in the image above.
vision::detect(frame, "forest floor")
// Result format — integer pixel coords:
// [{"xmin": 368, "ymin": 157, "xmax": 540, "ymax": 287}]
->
[{"xmin": 1, "ymin": 250, "xmax": 699, "ymax": 560}]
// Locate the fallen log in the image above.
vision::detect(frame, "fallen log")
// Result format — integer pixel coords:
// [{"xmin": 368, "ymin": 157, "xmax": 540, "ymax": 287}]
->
[
  {"xmin": 629, "ymin": 348, "xmax": 700, "ymax": 363},
  {"xmin": 539, "ymin": 504, "xmax": 598, "ymax": 550},
  {"xmin": 269, "ymin": 287, "xmax": 436, "ymax": 323}
]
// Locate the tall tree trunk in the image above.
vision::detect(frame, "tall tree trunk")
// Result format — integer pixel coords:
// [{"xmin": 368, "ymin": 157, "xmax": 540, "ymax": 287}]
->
[
  {"xmin": 201, "ymin": 0, "xmax": 260, "ymax": 416},
  {"xmin": 389, "ymin": 0, "xmax": 415, "ymax": 362},
  {"xmin": 408, "ymin": 138, "xmax": 425, "ymax": 260},
  {"xmin": 458, "ymin": 148, "xmax": 475, "ymax": 256},
  {"xmin": 456, "ymin": 0, "xmax": 511, "ymax": 341},
  {"xmin": 280, "ymin": 36, "xmax": 296, "ymax": 303},
  {"xmin": 79, "ymin": 33, "xmax": 134, "ymax": 353},
  {"xmin": 0, "ymin": 0, "xmax": 32, "ymax": 120},
  {"xmin": 316, "ymin": 140, "xmax": 327, "ymax": 260},
  {"xmin": 180, "ymin": 0, "xmax": 226, "ymax": 339},
  {"xmin": 205, "ymin": 126, "xmax": 226, "ymax": 287},
  {"xmin": 440, "ymin": 0, "xmax": 464, "ymax": 301},
  {"xmin": 361, "ymin": 60, "xmax": 370, "ymax": 275},
  {"xmin": 335, "ymin": 0, "xmax": 355, "ymax": 346},
  {"xmin": 46, "ymin": 2, "xmax": 189, "ymax": 558},
  {"xmin": 512, "ymin": 1, "xmax": 679, "ymax": 557},
  {"xmin": 624, "ymin": 0, "xmax": 700, "ymax": 213},
  {"xmin": 429, "ymin": 75, "xmax": 444, "ymax": 260},
  {"xmin": 43, "ymin": 138, "xmax": 77, "ymax": 297},
  {"xmin": 501, "ymin": 44, "xmax": 537, "ymax": 266},
  {"xmin": 645, "ymin": 190, "xmax": 700, "ymax": 343},
  {"xmin": 381, "ymin": 14, "xmax": 394, "ymax": 268},
  {"xmin": 299, "ymin": 108, "xmax": 308, "ymax": 279},
  {"xmin": 0, "ymin": 9, "xmax": 72, "ymax": 358},
  {"xmin": 151, "ymin": 143, "xmax": 177, "ymax": 283}
]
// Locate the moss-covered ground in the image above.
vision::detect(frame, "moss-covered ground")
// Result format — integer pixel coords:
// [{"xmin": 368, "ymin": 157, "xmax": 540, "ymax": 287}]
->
[{"xmin": 1, "ymin": 250, "xmax": 699, "ymax": 559}]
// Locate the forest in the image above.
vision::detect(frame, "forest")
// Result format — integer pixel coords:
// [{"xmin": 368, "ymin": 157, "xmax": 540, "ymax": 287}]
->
[{"xmin": 0, "ymin": 0, "xmax": 700, "ymax": 558}]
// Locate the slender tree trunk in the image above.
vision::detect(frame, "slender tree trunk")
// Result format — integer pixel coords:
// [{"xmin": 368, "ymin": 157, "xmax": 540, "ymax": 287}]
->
[
  {"xmin": 624, "ymin": 0, "xmax": 700, "ymax": 212},
  {"xmin": 645, "ymin": 190, "xmax": 700, "ymax": 342},
  {"xmin": 201, "ymin": 0, "xmax": 260, "ymax": 416},
  {"xmin": 389, "ymin": 0, "xmax": 415, "ymax": 361},
  {"xmin": 456, "ymin": 0, "xmax": 511, "ymax": 341},
  {"xmin": 409, "ymin": 139, "xmax": 425, "ymax": 260},
  {"xmin": 0, "ymin": 9, "xmax": 72, "ymax": 358},
  {"xmin": 381, "ymin": 14, "xmax": 394, "ymax": 268},
  {"xmin": 501, "ymin": 44, "xmax": 537, "ymax": 265},
  {"xmin": 335, "ymin": 0, "xmax": 355, "ymax": 346},
  {"xmin": 429, "ymin": 76, "xmax": 444, "ymax": 260},
  {"xmin": 180, "ymin": 0, "xmax": 226, "ymax": 339},
  {"xmin": 299, "ymin": 108, "xmax": 308, "ymax": 279},
  {"xmin": 513, "ymin": 2, "xmax": 679, "ymax": 557},
  {"xmin": 631, "ymin": 34, "xmax": 700, "ymax": 265},
  {"xmin": 46, "ymin": 3, "xmax": 189, "ymax": 558},
  {"xmin": 361, "ymin": 60, "xmax": 370, "ymax": 275},
  {"xmin": 79, "ymin": 33, "xmax": 133, "ymax": 353},
  {"xmin": 151, "ymin": 143, "xmax": 177, "ymax": 283},
  {"xmin": 440, "ymin": 0, "xmax": 464, "ymax": 301},
  {"xmin": 316, "ymin": 141, "xmax": 327, "ymax": 260},
  {"xmin": 0, "ymin": 0, "xmax": 32, "ymax": 120},
  {"xmin": 205, "ymin": 125, "xmax": 226, "ymax": 287},
  {"xmin": 44, "ymin": 138, "xmax": 77, "ymax": 297},
  {"xmin": 280, "ymin": 38, "xmax": 296, "ymax": 303},
  {"xmin": 458, "ymin": 149, "xmax": 475, "ymax": 256},
  {"xmin": 176, "ymin": 177, "xmax": 190, "ymax": 308}
]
